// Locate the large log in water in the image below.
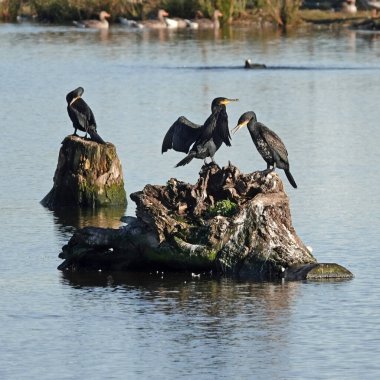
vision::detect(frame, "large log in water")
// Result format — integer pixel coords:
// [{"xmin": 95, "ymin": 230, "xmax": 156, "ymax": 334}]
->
[
  {"xmin": 57, "ymin": 163, "xmax": 354, "ymax": 280},
  {"xmin": 41, "ymin": 136, "xmax": 127, "ymax": 208}
]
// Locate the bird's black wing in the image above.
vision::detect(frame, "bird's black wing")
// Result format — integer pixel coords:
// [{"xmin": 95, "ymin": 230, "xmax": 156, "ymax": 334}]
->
[
  {"xmin": 196, "ymin": 109, "xmax": 218, "ymax": 145},
  {"xmin": 69, "ymin": 98, "xmax": 96, "ymax": 132},
  {"xmin": 214, "ymin": 107, "xmax": 231, "ymax": 147},
  {"xmin": 67, "ymin": 105, "xmax": 79, "ymax": 128},
  {"xmin": 260, "ymin": 123, "xmax": 289, "ymax": 164},
  {"xmin": 162, "ymin": 116, "xmax": 202, "ymax": 154}
]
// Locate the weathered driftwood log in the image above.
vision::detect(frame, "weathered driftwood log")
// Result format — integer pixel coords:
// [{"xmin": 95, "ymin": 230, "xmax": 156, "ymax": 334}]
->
[
  {"xmin": 285, "ymin": 263, "xmax": 353, "ymax": 281},
  {"xmin": 57, "ymin": 163, "xmax": 353, "ymax": 280},
  {"xmin": 41, "ymin": 135, "xmax": 127, "ymax": 208}
]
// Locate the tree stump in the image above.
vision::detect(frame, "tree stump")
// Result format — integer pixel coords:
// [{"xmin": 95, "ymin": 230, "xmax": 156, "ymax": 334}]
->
[
  {"xmin": 56, "ymin": 163, "xmax": 353, "ymax": 280},
  {"xmin": 41, "ymin": 136, "xmax": 127, "ymax": 209}
]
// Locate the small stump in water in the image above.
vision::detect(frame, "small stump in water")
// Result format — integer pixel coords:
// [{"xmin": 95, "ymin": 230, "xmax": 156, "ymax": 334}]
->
[
  {"xmin": 41, "ymin": 135, "xmax": 127, "ymax": 208},
  {"xmin": 58, "ymin": 163, "xmax": 352, "ymax": 280}
]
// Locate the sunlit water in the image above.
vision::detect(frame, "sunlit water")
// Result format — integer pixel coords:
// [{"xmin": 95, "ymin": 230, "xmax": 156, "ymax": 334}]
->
[{"xmin": 1, "ymin": 23, "xmax": 380, "ymax": 379}]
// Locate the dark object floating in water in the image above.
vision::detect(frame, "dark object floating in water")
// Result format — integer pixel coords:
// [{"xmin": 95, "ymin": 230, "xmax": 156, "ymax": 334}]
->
[{"xmin": 244, "ymin": 59, "xmax": 267, "ymax": 69}]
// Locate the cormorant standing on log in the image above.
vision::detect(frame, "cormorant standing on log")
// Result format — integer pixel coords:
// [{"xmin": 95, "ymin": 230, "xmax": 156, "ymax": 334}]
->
[
  {"xmin": 66, "ymin": 87, "xmax": 105, "ymax": 144},
  {"xmin": 162, "ymin": 97, "xmax": 238, "ymax": 167},
  {"xmin": 232, "ymin": 111, "xmax": 297, "ymax": 188}
]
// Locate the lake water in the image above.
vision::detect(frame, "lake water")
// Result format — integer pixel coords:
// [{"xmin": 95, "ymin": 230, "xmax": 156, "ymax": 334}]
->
[{"xmin": 1, "ymin": 22, "xmax": 380, "ymax": 379}]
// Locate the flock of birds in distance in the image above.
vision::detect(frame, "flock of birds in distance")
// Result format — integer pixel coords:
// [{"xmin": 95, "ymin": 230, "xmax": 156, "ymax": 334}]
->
[
  {"xmin": 66, "ymin": 87, "xmax": 297, "ymax": 189},
  {"xmin": 72, "ymin": 9, "xmax": 224, "ymax": 30}
]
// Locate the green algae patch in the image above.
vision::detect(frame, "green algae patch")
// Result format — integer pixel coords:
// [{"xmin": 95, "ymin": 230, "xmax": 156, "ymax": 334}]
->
[{"xmin": 208, "ymin": 199, "xmax": 237, "ymax": 217}]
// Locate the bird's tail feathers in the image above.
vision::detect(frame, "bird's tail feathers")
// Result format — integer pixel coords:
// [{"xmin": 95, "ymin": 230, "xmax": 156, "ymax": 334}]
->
[
  {"xmin": 88, "ymin": 130, "xmax": 106, "ymax": 144},
  {"xmin": 285, "ymin": 169, "xmax": 297, "ymax": 189},
  {"xmin": 175, "ymin": 153, "xmax": 195, "ymax": 167}
]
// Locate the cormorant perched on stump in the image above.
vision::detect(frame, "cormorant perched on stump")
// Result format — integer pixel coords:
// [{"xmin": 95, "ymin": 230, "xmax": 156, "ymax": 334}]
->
[
  {"xmin": 232, "ymin": 111, "xmax": 297, "ymax": 188},
  {"xmin": 66, "ymin": 87, "xmax": 105, "ymax": 144},
  {"xmin": 162, "ymin": 97, "xmax": 238, "ymax": 167}
]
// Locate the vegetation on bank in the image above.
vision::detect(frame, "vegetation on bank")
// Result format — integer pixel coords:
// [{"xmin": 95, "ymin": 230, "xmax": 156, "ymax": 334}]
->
[{"xmin": 0, "ymin": 0, "xmax": 375, "ymax": 30}]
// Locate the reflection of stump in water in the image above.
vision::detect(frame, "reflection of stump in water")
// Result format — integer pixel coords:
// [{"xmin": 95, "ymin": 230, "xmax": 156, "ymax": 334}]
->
[
  {"xmin": 53, "ymin": 205, "xmax": 127, "ymax": 231},
  {"xmin": 41, "ymin": 135, "xmax": 127, "ymax": 209},
  {"xmin": 61, "ymin": 270, "xmax": 301, "ymax": 320}
]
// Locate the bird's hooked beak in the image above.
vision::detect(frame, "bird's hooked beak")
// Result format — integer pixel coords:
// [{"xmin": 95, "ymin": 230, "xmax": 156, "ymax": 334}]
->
[
  {"xmin": 221, "ymin": 98, "xmax": 239, "ymax": 105},
  {"xmin": 231, "ymin": 119, "xmax": 249, "ymax": 134}
]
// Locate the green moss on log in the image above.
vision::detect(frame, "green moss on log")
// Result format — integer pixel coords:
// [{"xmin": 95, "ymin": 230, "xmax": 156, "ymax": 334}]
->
[
  {"xmin": 208, "ymin": 199, "xmax": 238, "ymax": 217},
  {"xmin": 306, "ymin": 263, "xmax": 353, "ymax": 279}
]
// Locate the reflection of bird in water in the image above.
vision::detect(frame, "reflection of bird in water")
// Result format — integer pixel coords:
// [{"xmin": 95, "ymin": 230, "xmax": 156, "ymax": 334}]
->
[
  {"xmin": 187, "ymin": 10, "xmax": 223, "ymax": 30},
  {"xmin": 66, "ymin": 87, "xmax": 105, "ymax": 144},
  {"xmin": 162, "ymin": 97, "xmax": 238, "ymax": 167},
  {"xmin": 73, "ymin": 11, "xmax": 111, "ymax": 29},
  {"xmin": 232, "ymin": 111, "xmax": 297, "ymax": 188}
]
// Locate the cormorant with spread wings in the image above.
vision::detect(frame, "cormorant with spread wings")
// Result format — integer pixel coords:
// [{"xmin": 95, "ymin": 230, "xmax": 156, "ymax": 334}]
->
[{"xmin": 162, "ymin": 97, "xmax": 238, "ymax": 167}]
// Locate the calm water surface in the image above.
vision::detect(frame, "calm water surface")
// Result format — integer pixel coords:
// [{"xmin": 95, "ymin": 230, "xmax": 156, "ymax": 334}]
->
[{"xmin": 1, "ymin": 23, "xmax": 380, "ymax": 379}]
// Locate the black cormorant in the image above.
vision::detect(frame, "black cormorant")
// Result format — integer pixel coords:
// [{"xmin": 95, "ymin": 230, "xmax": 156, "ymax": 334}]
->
[
  {"xmin": 244, "ymin": 59, "xmax": 266, "ymax": 69},
  {"xmin": 232, "ymin": 111, "xmax": 297, "ymax": 188},
  {"xmin": 162, "ymin": 97, "xmax": 238, "ymax": 167},
  {"xmin": 66, "ymin": 87, "xmax": 105, "ymax": 144}
]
